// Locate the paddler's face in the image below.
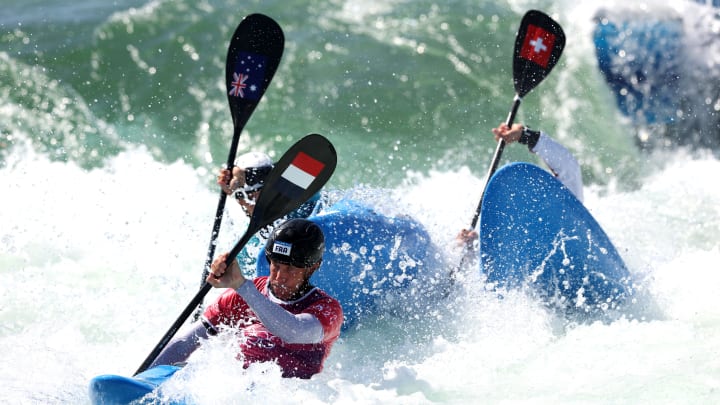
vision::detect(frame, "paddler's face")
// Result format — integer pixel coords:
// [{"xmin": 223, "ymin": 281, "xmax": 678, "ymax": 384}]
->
[
  {"xmin": 267, "ymin": 260, "xmax": 317, "ymax": 300},
  {"xmin": 232, "ymin": 166, "xmax": 261, "ymax": 216}
]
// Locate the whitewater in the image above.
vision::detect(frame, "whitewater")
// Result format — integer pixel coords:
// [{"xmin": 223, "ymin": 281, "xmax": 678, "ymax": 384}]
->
[
  {"xmin": 2, "ymin": 146, "xmax": 719, "ymax": 404},
  {"xmin": 1, "ymin": 0, "xmax": 720, "ymax": 403}
]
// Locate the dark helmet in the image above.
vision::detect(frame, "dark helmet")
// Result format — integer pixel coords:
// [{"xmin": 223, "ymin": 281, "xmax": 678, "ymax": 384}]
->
[{"xmin": 265, "ymin": 219, "xmax": 325, "ymax": 268}]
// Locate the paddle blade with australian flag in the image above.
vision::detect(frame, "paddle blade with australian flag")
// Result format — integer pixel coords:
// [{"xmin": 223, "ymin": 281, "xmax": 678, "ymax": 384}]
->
[
  {"xmin": 248, "ymin": 134, "xmax": 337, "ymax": 232},
  {"xmin": 513, "ymin": 10, "xmax": 565, "ymax": 98},
  {"xmin": 225, "ymin": 14, "xmax": 284, "ymax": 129}
]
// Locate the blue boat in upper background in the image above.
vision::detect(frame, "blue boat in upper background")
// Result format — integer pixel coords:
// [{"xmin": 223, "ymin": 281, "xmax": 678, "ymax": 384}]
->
[{"xmin": 592, "ymin": 0, "xmax": 720, "ymax": 149}]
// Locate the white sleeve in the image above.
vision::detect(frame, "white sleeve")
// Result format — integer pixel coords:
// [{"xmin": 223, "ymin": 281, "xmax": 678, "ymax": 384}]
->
[
  {"xmin": 236, "ymin": 281, "xmax": 324, "ymax": 344},
  {"xmin": 531, "ymin": 132, "xmax": 584, "ymax": 202}
]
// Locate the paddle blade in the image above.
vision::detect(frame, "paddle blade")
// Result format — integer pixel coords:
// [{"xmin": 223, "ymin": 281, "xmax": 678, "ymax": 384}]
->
[
  {"xmin": 241, "ymin": 134, "xmax": 337, "ymax": 250},
  {"xmin": 513, "ymin": 10, "xmax": 565, "ymax": 97},
  {"xmin": 225, "ymin": 14, "xmax": 284, "ymax": 129}
]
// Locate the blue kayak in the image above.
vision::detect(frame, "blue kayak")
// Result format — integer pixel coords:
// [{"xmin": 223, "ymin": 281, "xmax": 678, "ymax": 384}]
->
[
  {"xmin": 256, "ymin": 198, "xmax": 442, "ymax": 329},
  {"xmin": 593, "ymin": 11, "xmax": 683, "ymax": 126},
  {"xmin": 89, "ymin": 365, "xmax": 182, "ymax": 405},
  {"xmin": 479, "ymin": 162, "xmax": 634, "ymax": 318}
]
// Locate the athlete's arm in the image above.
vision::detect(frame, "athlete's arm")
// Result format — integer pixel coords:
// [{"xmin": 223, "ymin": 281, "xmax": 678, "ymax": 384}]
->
[
  {"xmin": 236, "ymin": 282, "xmax": 324, "ymax": 344},
  {"xmin": 532, "ymin": 132, "xmax": 584, "ymax": 202},
  {"xmin": 149, "ymin": 322, "xmax": 210, "ymax": 367}
]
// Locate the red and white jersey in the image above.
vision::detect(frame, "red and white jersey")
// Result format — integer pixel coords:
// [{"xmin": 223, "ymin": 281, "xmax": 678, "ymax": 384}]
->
[{"xmin": 203, "ymin": 277, "xmax": 342, "ymax": 379}]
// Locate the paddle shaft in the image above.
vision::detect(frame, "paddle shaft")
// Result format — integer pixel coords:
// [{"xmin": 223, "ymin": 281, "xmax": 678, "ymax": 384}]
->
[
  {"xmin": 199, "ymin": 126, "xmax": 241, "ymax": 287},
  {"xmin": 469, "ymin": 94, "xmax": 522, "ymax": 229},
  {"xmin": 191, "ymin": 118, "xmax": 247, "ymax": 325},
  {"xmin": 134, "ymin": 283, "xmax": 212, "ymax": 376},
  {"xmin": 446, "ymin": 95, "xmax": 521, "ymax": 289},
  {"xmin": 200, "ymin": 92, "xmax": 269, "ymax": 284}
]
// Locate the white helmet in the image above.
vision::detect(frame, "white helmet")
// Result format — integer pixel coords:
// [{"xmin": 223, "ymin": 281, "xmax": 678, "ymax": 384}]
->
[{"xmin": 234, "ymin": 152, "xmax": 274, "ymax": 192}]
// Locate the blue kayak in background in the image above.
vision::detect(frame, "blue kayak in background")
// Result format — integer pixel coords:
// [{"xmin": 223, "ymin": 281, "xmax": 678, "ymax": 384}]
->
[
  {"xmin": 593, "ymin": 9, "xmax": 683, "ymax": 126},
  {"xmin": 256, "ymin": 198, "xmax": 442, "ymax": 329},
  {"xmin": 479, "ymin": 163, "xmax": 634, "ymax": 318},
  {"xmin": 591, "ymin": 1, "xmax": 720, "ymax": 149}
]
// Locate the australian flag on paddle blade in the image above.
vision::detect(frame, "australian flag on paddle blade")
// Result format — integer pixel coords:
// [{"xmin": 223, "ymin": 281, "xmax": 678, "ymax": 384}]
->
[{"xmin": 228, "ymin": 52, "xmax": 267, "ymax": 101}]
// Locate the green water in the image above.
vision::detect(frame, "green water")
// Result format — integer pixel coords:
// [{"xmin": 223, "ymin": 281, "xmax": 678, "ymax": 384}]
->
[{"xmin": 1, "ymin": 0, "xmax": 643, "ymax": 191}]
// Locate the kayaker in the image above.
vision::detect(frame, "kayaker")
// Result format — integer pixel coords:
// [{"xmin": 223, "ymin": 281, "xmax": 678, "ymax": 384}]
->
[
  {"xmin": 217, "ymin": 151, "xmax": 320, "ymax": 219},
  {"xmin": 217, "ymin": 151, "xmax": 274, "ymax": 217},
  {"xmin": 457, "ymin": 122, "xmax": 584, "ymax": 244},
  {"xmin": 218, "ymin": 151, "xmax": 322, "ymax": 276},
  {"xmin": 150, "ymin": 218, "xmax": 343, "ymax": 379}
]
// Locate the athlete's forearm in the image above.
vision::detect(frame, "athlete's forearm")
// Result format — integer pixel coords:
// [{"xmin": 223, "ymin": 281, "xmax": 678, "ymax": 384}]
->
[
  {"xmin": 149, "ymin": 323, "xmax": 208, "ymax": 367},
  {"xmin": 236, "ymin": 281, "xmax": 323, "ymax": 344},
  {"xmin": 532, "ymin": 132, "xmax": 584, "ymax": 202}
]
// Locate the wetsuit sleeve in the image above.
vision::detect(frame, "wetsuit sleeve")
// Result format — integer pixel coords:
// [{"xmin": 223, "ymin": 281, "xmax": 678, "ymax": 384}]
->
[
  {"xmin": 235, "ymin": 281, "xmax": 324, "ymax": 344},
  {"xmin": 532, "ymin": 132, "xmax": 584, "ymax": 202},
  {"xmin": 149, "ymin": 322, "xmax": 209, "ymax": 367}
]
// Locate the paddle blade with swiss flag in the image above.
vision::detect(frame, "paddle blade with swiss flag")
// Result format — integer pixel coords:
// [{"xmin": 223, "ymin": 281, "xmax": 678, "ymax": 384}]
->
[{"xmin": 513, "ymin": 10, "xmax": 565, "ymax": 97}]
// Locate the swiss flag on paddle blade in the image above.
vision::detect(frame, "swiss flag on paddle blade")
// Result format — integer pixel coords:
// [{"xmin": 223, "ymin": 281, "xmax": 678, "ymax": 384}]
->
[{"xmin": 519, "ymin": 24, "xmax": 555, "ymax": 68}]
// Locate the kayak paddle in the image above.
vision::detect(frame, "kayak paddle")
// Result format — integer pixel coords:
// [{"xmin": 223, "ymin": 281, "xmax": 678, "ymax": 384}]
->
[
  {"xmin": 450, "ymin": 10, "xmax": 565, "ymax": 285},
  {"xmin": 197, "ymin": 13, "xmax": 284, "ymax": 301},
  {"xmin": 135, "ymin": 134, "xmax": 337, "ymax": 375},
  {"xmin": 472, "ymin": 9, "xmax": 565, "ymax": 228}
]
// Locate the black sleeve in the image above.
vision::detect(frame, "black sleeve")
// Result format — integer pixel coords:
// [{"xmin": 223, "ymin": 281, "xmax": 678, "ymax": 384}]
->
[{"xmin": 518, "ymin": 127, "xmax": 541, "ymax": 150}]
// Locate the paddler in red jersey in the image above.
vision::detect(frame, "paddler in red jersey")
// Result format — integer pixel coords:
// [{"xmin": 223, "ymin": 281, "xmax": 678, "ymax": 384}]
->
[{"xmin": 151, "ymin": 218, "xmax": 343, "ymax": 379}]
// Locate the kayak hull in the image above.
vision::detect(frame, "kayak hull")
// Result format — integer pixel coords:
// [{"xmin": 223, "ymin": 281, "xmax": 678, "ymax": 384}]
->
[
  {"xmin": 479, "ymin": 163, "xmax": 634, "ymax": 318},
  {"xmin": 88, "ymin": 365, "xmax": 182, "ymax": 405}
]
